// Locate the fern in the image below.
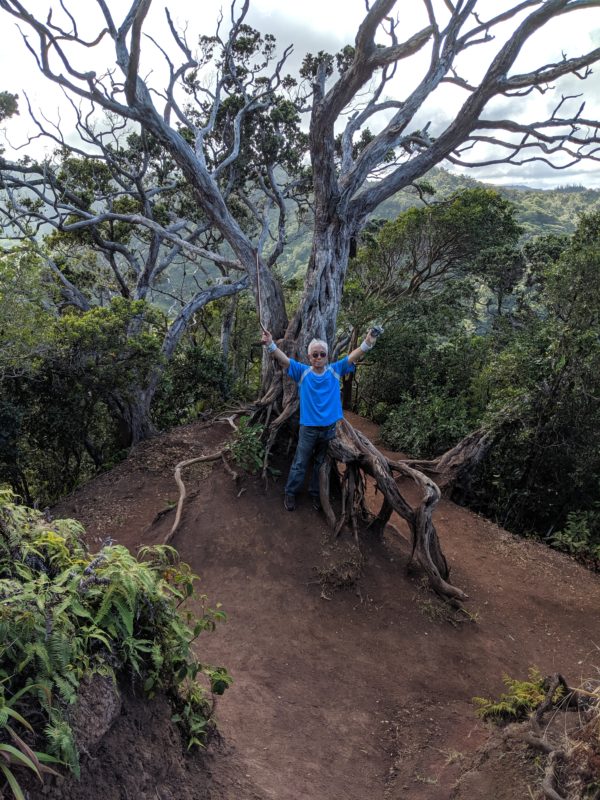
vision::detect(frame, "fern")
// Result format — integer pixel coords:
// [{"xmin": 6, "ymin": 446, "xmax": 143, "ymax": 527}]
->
[
  {"xmin": 93, "ymin": 585, "xmax": 117, "ymax": 628},
  {"xmin": 33, "ymin": 680, "xmax": 54, "ymax": 713},
  {"xmin": 19, "ymin": 642, "xmax": 52, "ymax": 676},
  {"xmin": 46, "ymin": 631, "xmax": 73, "ymax": 673},
  {"xmin": 53, "ymin": 674, "xmax": 78, "ymax": 706},
  {"xmin": 44, "ymin": 715, "xmax": 79, "ymax": 777},
  {"xmin": 150, "ymin": 643, "xmax": 164, "ymax": 672},
  {"xmin": 113, "ymin": 594, "xmax": 135, "ymax": 637},
  {"xmin": 474, "ymin": 667, "xmax": 563, "ymax": 722},
  {"xmin": 0, "ymin": 490, "xmax": 231, "ymax": 789}
]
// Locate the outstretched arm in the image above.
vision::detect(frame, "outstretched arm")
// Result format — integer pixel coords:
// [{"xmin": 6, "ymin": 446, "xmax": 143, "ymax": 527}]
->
[
  {"xmin": 348, "ymin": 330, "xmax": 378, "ymax": 365},
  {"xmin": 261, "ymin": 329, "xmax": 291, "ymax": 369}
]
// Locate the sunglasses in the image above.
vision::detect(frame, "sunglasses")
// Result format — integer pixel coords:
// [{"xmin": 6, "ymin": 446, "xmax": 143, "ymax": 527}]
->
[{"xmin": 310, "ymin": 351, "xmax": 327, "ymax": 358}]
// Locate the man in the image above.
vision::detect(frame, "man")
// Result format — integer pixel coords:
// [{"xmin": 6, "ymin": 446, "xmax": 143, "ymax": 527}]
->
[{"xmin": 261, "ymin": 328, "xmax": 379, "ymax": 511}]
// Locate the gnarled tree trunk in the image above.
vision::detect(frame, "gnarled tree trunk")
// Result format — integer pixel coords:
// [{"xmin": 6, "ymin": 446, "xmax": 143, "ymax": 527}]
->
[{"xmin": 110, "ymin": 387, "xmax": 157, "ymax": 447}]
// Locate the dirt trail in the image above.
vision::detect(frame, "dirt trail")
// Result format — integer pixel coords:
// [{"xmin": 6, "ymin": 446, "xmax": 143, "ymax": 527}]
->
[{"xmin": 51, "ymin": 415, "xmax": 600, "ymax": 800}]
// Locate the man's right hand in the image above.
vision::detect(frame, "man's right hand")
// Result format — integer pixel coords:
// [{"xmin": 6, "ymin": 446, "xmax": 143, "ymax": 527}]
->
[{"xmin": 261, "ymin": 329, "xmax": 291, "ymax": 368}]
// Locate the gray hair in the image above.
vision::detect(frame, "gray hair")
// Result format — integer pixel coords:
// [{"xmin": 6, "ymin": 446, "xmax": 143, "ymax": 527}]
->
[{"xmin": 307, "ymin": 338, "xmax": 328, "ymax": 355}]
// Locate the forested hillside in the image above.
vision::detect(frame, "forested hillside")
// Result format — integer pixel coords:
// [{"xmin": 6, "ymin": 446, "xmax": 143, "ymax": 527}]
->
[{"xmin": 277, "ymin": 169, "xmax": 600, "ymax": 278}]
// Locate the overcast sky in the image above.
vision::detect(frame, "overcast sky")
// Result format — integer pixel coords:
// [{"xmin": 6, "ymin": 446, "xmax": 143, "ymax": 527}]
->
[{"xmin": 1, "ymin": 0, "xmax": 599, "ymax": 189}]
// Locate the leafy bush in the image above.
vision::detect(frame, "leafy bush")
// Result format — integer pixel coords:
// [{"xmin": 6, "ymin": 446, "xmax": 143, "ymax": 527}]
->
[
  {"xmin": 228, "ymin": 417, "xmax": 265, "ymax": 473},
  {"xmin": 370, "ymin": 402, "xmax": 391, "ymax": 425},
  {"xmin": 354, "ymin": 210, "xmax": 600, "ymax": 550},
  {"xmin": 473, "ymin": 667, "xmax": 563, "ymax": 722},
  {"xmin": 467, "ymin": 218, "xmax": 600, "ymax": 540},
  {"xmin": 0, "ymin": 297, "xmax": 163, "ymax": 505},
  {"xmin": 153, "ymin": 344, "xmax": 230, "ymax": 429},
  {"xmin": 381, "ymin": 392, "xmax": 474, "ymax": 457},
  {"xmin": 0, "ymin": 489, "xmax": 230, "ymax": 793},
  {"xmin": 362, "ymin": 298, "xmax": 488, "ymax": 458},
  {"xmin": 550, "ymin": 508, "xmax": 600, "ymax": 563}
]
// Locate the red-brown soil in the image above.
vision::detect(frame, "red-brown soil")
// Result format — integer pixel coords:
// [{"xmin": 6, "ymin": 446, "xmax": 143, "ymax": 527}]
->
[{"xmin": 43, "ymin": 413, "xmax": 600, "ymax": 800}]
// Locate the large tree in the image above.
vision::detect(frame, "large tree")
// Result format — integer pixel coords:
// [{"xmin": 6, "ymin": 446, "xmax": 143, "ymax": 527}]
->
[{"xmin": 1, "ymin": 0, "xmax": 600, "ymax": 601}]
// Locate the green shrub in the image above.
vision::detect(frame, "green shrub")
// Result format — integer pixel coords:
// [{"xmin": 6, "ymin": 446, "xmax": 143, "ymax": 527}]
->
[
  {"xmin": 356, "ymin": 290, "xmax": 489, "ymax": 458},
  {"xmin": 0, "ymin": 297, "xmax": 163, "ymax": 505},
  {"xmin": 473, "ymin": 667, "xmax": 563, "ymax": 722},
  {"xmin": 371, "ymin": 402, "xmax": 391, "ymax": 425},
  {"xmin": 0, "ymin": 489, "xmax": 230, "ymax": 793},
  {"xmin": 550, "ymin": 508, "xmax": 600, "ymax": 562},
  {"xmin": 228, "ymin": 417, "xmax": 265, "ymax": 473},
  {"xmin": 153, "ymin": 344, "xmax": 230, "ymax": 429},
  {"xmin": 381, "ymin": 392, "xmax": 474, "ymax": 458}
]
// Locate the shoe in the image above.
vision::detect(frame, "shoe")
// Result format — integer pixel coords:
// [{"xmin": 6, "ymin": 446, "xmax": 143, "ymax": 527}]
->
[
  {"xmin": 284, "ymin": 494, "xmax": 296, "ymax": 512},
  {"xmin": 311, "ymin": 496, "xmax": 322, "ymax": 512}
]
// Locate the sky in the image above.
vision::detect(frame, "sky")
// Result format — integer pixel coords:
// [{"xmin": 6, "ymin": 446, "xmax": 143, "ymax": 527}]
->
[{"xmin": 1, "ymin": 0, "xmax": 599, "ymax": 190}]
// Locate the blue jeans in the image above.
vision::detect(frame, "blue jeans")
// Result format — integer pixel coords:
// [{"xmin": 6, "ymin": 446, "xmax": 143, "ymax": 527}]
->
[{"xmin": 285, "ymin": 424, "xmax": 337, "ymax": 497}]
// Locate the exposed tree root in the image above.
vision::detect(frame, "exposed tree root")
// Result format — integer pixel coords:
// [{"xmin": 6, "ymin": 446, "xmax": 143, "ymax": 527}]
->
[
  {"xmin": 329, "ymin": 462, "xmax": 367, "ymax": 543},
  {"xmin": 502, "ymin": 674, "xmax": 588, "ymax": 800},
  {"xmin": 403, "ymin": 428, "xmax": 494, "ymax": 491},
  {"xmin": 163, "ymin": 414, "xmax": 242, "ymax": 546},
  {"xmin": 190, "ymin": 399, "xmax": 490, "ymax": 603},
  {"xmin": 328, "ymin": 418, "xmax": 468, "ymax": 603},
  {"xmin": 260, "ymin": 396, "xmax": 299, "ymax": 485},
  {"xmin": 163, "ymin": 451, "xmax": 224, "ymax": 546}
]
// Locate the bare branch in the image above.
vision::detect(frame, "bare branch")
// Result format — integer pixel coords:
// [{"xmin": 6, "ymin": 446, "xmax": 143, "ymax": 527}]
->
[
  {"xmin": 61, "ymin": 211, "xmax": 242, "ymax": 268},
  {"xmin": 348, "ymin": 0, "xmax": 600, "ymax": 219},
  {"xmin": 121, "ymin": 0, "xmax": 152, "ymax": 105},
  {"xmin": 0, "ymin": 212, "xmax": 91, "ymax": 310},
  {"xmin": 161, "ymin": 274, "xmax": 250, "ymax": 360},
  {"xmin": 502, "ymin": 48, "xmax": 600, "ymax": 90}
]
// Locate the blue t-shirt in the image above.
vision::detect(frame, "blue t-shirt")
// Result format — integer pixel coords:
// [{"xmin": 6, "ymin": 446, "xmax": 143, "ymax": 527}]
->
[{"xmin": 287, "ymin": 356, "xmax": 355, "ymax": 426}]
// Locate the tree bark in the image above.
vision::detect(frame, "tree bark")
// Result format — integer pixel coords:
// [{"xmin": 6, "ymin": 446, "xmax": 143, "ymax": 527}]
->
[
  {"xmin": 287, "ymin": 220, "xmax": 354, "ymax": 350},
  {"xmin": 220, "ymin": 294, "xmax": 238, "ymax": 368},
  {"xmin": 110, "ymin": 388, "xmax": 157, "ymax": 447},
  {"xmin": 330, "ymin": 419, "xmax": 468, "ymax": 603}
]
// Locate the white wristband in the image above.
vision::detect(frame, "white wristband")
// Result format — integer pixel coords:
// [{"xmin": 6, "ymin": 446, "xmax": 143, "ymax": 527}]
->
[
  {"xmin": 267, "ymin": 341, "xmax": 277, "ymax": 353},
  {"xmin": 360, "ymin": 340, "xmax": 373, "ymax": 352}
]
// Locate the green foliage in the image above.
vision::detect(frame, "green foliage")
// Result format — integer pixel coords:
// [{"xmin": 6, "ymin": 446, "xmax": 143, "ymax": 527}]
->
[
  {"xmin": 171, "ymin": 666, "xmax": 232, "ymax": 750},
  {"xmin": 550, "ymin": 508, "xmax": 600, "ymax": 563},
  {"xmin": 0, "ymin": 91, "xmax": 18, "ymax": 124},
  {"xmin": 342, "ymin": 188, "xmax": 522, "ymax": 336},
  {"xmin": 378, "ymin": 167, "xmax": 600, "ymax": 236},
  {"xmin": 0, "ymin": 687, "xmax": 60, "ymax": 800},
  {"xmin": 0, "ymin": 489, "xmax": 230, "ymax": 792},
  {"xmin": 354, "ymin": 203, "xmax": 600, "ymax": 555},
  {"xmin": 280, "ymin": 168, "xmax": 600, "ymax": 280},
  {"xmin": 468, "ymin": 214, "xmax": 600, "ymax": 538},
  {"xmin": 0, "ymin": 247, "xmax": 54, "ymax": 373},
  {"xmin": 153, "ymin": 344, "xmax": 230, "ymax": 428},
  {"xmin": 0, "ymin": 295, "xmax": 163, "ymax": 504},
  {"xmin": 356, "ymin": 286, "xmax": 488, "ymax": 457},
  {"xmin": 473, "ymin": 668, "xmax": 563, "ymax": 722},
  {"xmin": 228, "ymin": 417, "xmax": 265, "ymax": 473},
  {"xmin": 381, "ymin": 392, "xmax": 475, "ymax": 458},
  {"xmin": 182, "ymin": 25, "xmax": 307, "ymax": 191},
  {"xmin": 370, "ymin": 402, "xmax": 391, "ymax": 425},
  {"xmin": 55, "ymin": 298, "xmax": 163, "ymax": 394}
]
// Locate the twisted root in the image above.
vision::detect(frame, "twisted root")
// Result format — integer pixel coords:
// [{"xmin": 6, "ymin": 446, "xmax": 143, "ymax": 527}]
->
[{"xmin": 328, "ymin": 419, "xmax": 467, "ymax": 604}]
